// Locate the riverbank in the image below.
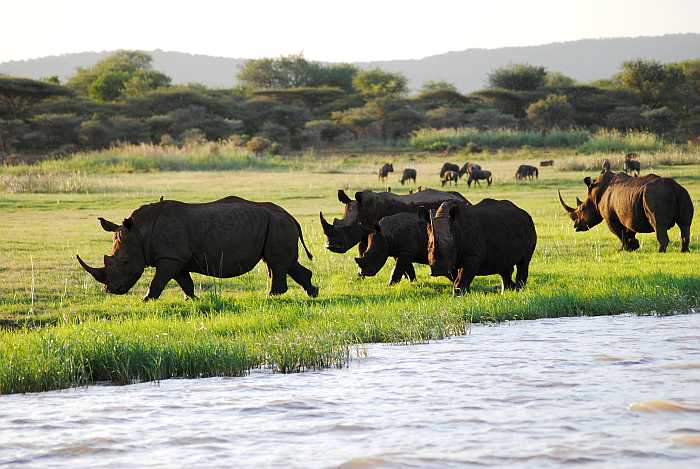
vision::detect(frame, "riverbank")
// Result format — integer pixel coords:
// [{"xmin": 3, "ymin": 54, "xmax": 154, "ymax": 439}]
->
[{"xmin": 1, "ymin": 153, "xmax": 698, "ymax": 394}]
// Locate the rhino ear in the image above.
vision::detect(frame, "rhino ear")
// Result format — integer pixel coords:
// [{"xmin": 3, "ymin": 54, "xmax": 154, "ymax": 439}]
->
[
  {"xmin": 355, "ymin": 192, "xmax": 364, "ymax": 205},
  {"xmin": 417, "ymin": 206, "xmax": 429, "ymax": 222},
  {"xmin": 583, "ymin": 176, "xmax": 592, "ymax": 188},
  {"xmin": 338, "ymin": 190, "xmax": 351, "ymax": 205},
  {"xmin": 123, "ymin": 217, "xmax": 133, "ymax": 230},
  {"xmin": 98, "ymin": 217, "xmax": 120, "ymax": 232}
]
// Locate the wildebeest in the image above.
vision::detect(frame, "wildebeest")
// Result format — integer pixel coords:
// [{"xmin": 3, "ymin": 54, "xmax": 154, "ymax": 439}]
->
[
  {"xmin": 419, "ymin": 199, "xmax": 537, "ymax": 295},
  {"xmin": 467, "ymin": 169, "xmax": 493, "ymax": 187},
  {"xmin": 623, "ymin": 153, "xmax": 640, "ymax": 176},
  {"xmin": 441, "ymin": 170, "xmax": 459, "ymax": 187},
  {"xmin": 77, "ymin": 197, "xmax": 319, "ymax": 300},
  {"xmin": 540, "ymin": 160, "xmax": 554, "ymax": 167},
  {"xmin": 440, "ymin": 162, "xmax": 460, "ymax": 180},
  {"xmin": 602, "ymin": 159, "xmax": 611, "ymax": 172},
  {"xmin": 515, "ymin": 165, "xmax": 538, "ymax": 180},
  {"xmin": 354, "ymin": 212, "xmax": 429, "ymax": 284},
  {"xmin": 379, "ymin": 163, "xmax": 394, "ymax": 182},
  {"xmin": 459, "ymin": 162, "xmax": 481, "ymax": 178},
  {"xmin": 400, "ymin": 168, "xmax": 417, "ymax": 185},
  {"xmin": 558, "ymin": 172, "xmax": 694, "ymax": 252},
  {"xmin": 320, "ymin": 189, "xmax": 468, "ymax": 255}
]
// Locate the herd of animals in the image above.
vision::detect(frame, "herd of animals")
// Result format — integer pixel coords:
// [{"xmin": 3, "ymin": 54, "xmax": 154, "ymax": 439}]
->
[{"xmin": 77, "ymin": 153, "xmax": 694, "ymax": 301}]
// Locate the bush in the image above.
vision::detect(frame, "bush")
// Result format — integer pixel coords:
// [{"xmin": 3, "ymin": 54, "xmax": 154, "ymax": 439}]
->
[
  {"xmin": 527, "ymin": 94, "xmax": 574, "ymax": 129},
  {"xmin": 246, "ymin": 136, "xmax": 272, "ymax": 155},
  {"xmin": 180, "ymin": 128, "xmax": 206, "ymax": 146},
  {"xmin": 467, "ymin": 108, "xmax": 518, "ymax": 130}
]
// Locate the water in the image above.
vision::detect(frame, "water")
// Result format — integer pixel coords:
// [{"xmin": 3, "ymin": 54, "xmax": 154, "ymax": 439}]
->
[{"xmin": 2, "ymin": 313, "xmax": 700, "ymax": 468}]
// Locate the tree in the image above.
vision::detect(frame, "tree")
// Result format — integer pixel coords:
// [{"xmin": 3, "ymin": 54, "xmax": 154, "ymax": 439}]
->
[
  {"xmin": 527, "ymin": 94, "xmax": 574, "ymax": 129},
  {"xmin": 237, "ymin": 54, "xmax": 323, "ymax": 89},
  {"xmin": 352, "ymin": 69, "xmax": 408, "ymax": 98},
  {"xmin": 545, "ymin": 72, "xmax": 576, "ymax": 88},
  {"xmin": 0, "ymin": 76, "xmax": 73, "ymax": 116},
  {"xmin": 488, "ymin": 64, "xmax": 547, "ymax": 91},
  {"xmin": 67, "ymin": 50, "xmax": 171, "ymax": 100},
  {"xmin": 420, "ymin": 80, "xmax": 458, "ymax": 93},
  {"xmin": 616, "ymin": 59, "xmax": 684, "ymax": 106}
]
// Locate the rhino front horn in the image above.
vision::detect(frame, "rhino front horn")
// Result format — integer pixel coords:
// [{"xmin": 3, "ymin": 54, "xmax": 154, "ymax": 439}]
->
[
  {"xmin": 76, "ymin": 254, "xmax": 107, "ymax": 284},
  {"xmin": 319, "ymin": 211, "xmax": 333, "ymax": 232},
  {"xmin": 558, "ymin": 190, "xmax": 576, "ymax": 213}
]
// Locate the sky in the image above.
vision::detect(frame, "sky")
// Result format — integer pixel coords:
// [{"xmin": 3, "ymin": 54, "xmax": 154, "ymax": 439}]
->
[{"xmin": 2, "ymin": 0, "xmax": 699, "ymax": 63}]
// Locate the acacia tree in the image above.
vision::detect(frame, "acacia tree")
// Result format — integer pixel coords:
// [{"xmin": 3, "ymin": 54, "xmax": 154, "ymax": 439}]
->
[
  {"xmin": 352, "ymin": 69, "xmax": 408, "ymax": 98},
  {"xmin": 616, "ymin": 59, "xmax": 684, "ymax": 106},
  {"xmin": 0, "ymin": 76, "xmax": 73, "ymax": 116},
  {"xmin": 526, "ymin": 94, "xmax": 574, "ymax": 129},
  {"xmin": 488, "ymin": 64, "xmax": 547, "ymax": 91}
]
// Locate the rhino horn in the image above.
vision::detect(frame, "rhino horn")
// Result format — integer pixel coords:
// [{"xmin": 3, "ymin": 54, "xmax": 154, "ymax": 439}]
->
[
  {"xmin": 319, "ymin": 211, "xmax": 333, "ymax": 234},
  {"xmin": 576, "ymin": 196, "xmax": 584, "ymax": 206},
  {"xmin": 558, "ymin": 190, "xmax": 576, "ymax": 214},
  {"xmin": 76, "ymin": 254, "xmax": 107, "ymax": 284}
]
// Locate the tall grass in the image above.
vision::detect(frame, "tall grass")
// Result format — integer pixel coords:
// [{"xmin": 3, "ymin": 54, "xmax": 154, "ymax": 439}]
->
[
  {"xmin": 558, "ymin": 147, "xmax": 700, "ymax": 172},
  {"xmin": 0, "ymin": 171, "xmax": 97, "ymax": 193},
  {"xmin": 410, "ymin": 127, "xmax": 591, "ymax": 150},
  {"xmin": 577, "ymin": 129, "xmax": 664, "ymax": 154}
]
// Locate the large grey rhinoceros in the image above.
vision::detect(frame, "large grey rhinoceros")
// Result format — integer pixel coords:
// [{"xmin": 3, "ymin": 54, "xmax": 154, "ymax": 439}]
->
[{"xmin": 77, "ymin": 196, "xmax": 318, "ymax": 300}]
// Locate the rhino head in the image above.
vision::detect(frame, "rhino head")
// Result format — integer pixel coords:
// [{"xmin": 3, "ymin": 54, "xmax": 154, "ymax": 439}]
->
[
  {"xmin": 558, "ymin": 176, "xmax": 605, "ymax": 232},
  {"xmin": 77, "ymin": 217, "xmax": 146, "ymax": 295},
  {"xmin": 419, "ymin": 203, "xmax": 458, "ymax": 280},
  {"xmin": 354, "ymin": 225, "xmax": 389, "ymax": 277},
  {"xmin": 320, "ymin": 190, "xmax": 373, "ymax": 253}
]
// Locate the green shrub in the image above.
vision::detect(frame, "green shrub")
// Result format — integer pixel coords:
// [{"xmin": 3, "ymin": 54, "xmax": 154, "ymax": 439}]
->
[{"xmin": 246, "ymin": 136, "xmax": 272, "ymax": 155}]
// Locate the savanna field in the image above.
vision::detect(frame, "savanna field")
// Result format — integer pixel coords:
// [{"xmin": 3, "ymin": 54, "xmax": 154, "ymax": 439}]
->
[{"xmin": 1, "ymin": 146, "xmax": 699, "ymax": 394}]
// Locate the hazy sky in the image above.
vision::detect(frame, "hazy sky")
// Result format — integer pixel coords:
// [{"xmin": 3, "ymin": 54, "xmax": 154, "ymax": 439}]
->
[{"xmin": 2, "ymin": 0, "xmax": 699, "ymax": 63}]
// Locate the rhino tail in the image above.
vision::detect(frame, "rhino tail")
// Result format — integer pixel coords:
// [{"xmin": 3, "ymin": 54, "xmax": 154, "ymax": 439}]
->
[{"xmin": 294, "ymin": 217, "xmax": 314, "ymax": 260}]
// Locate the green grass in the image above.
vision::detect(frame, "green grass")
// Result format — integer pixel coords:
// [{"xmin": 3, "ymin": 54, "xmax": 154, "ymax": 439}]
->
[
  {"xmin": 410, "ymin": 127, "xmax": 591, "ymax": 150},
  {"xmin": 1, "ymin": 152, "xmax": 699, "ymax": 394}
]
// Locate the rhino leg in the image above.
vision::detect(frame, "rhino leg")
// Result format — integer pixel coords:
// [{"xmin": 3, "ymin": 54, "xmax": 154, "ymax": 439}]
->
[
  {"xmin": 655, "ymin": 227, "xmax": 670, "ymax": 253},
  {"xmin": 515, "ymin": 257, "xmax": 531, "ymax": 289},
  {"xmin": 267, "ymin": 265, "xmax": 289, "ymax": 296},
  {"xmin": 679, "ymin": 223, "xmax": 691, "ymax": 252},
  {"xmin": 403, "ymin": 262, "xmax": 416, "ymax": 282},
  {"xmin": 289, "ymin": 261, "xmax": 319, "ymax": 298},
  {"xmin": 144, "ymin": 259, "xmax": 183, "ymax": 301},
  {"xmin": 622, "ymin": 231, "xmax": 640, "ymax": 251},
  {"xmin": 174, "ymin": 271, "xmax": 197, "ymax": 300},
  {"xmin": 453, "ymin": 267, "xmax": 475, "ymax": 296},
  {"xmin": 500, "ymin": 268, "xmax": 516, "ymax": 292}
]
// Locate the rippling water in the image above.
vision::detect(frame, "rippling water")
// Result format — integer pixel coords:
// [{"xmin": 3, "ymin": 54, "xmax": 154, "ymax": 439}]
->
[{"xmin": 2, "ymin": 313, "xmax": 700, "ymax": 468}]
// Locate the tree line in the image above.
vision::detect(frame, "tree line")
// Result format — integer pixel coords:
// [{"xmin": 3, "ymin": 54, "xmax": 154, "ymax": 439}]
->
[{"xmin": 1, "ymin": 50, "xmax": 699, "ymax": 158}]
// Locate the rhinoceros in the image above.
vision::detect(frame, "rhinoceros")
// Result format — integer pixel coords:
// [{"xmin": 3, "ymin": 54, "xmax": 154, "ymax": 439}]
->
[
  {"xmin": 558, "ymin": 172, "xmax": 694, "ymax": 252},
  {"xmin": 420, "ymin": 199, "xmax": 537, "ymax": 295},
  {"xmin": 354, "ymin": 212, "xmax": 430, "ymax": 284},
  {"xmin": 77, "ymin": 196, "xmax": 318, "ymax": 300},
  {"xmin": 320, "ymin": 189, "xmax": 468, "ymax": 254}
]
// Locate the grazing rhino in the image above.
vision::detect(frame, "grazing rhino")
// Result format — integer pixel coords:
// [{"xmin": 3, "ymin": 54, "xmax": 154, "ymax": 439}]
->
[
  {"xmin": 623, "ymin": 154, "xmax": 640, "ymax": 176},
  {"xmin": 354, "ymin": 212, "xmax": 430, "ymax": 284},
  {"xmin": 459, "ymin": 162, "xmax": 481, "ymax": 178},
  {"xmin": 515, "ymin": 164, "xmax": 538, "ymax": 180},
  {"xmin": 320, "ymin": 189, "xmax": 468, "ymax": 254},
  {"xmin": 379, "ymin": 163, "xmax": 394, "ymax": 182},
  {"xmin": 400, "ymin": 168, "xmax": 417, "ymax": 185},
  {"xmin": 467, "ymin": 169, "xmax": 493, "ymax": 187},
  {"xmin": 77, "ymin": 196, "xmax": 319, "ymax": 300},
  {"xmin": 558, "ymin": 172, "xmax": 694, "ymax": 252},
  {"xmin": 441, "ymin": 170, "xmax": 459, "ymax": 187},
  {"xmin": 420, "ymin": 199, "xmax": 537, "ymax": 295},
  {"xmin": 440, "ymin": 162, "xmax": 460, "ymax": 180},
  {"xmin": 540, "ymin": 160, "xmax": 554, "ymax": 167}
]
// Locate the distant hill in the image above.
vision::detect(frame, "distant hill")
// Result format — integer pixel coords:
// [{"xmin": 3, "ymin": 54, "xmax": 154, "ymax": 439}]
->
[{"xmin": 1, "ymin": 34, "xmax": 699, "ymax": 92}]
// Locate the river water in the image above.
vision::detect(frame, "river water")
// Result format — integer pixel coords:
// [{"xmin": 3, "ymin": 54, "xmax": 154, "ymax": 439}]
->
[{"xmin": 1, "ymin": 313, "xmax": 700, "ymax": 468}]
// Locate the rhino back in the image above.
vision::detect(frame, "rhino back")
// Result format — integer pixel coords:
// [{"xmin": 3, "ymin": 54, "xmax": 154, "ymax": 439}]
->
[
  {"xmin": 378, "ymin": 212, "xmax": 427, "ymax": 261},
  {"xmin": 456, "ymin": 199, "xmax": 536, "ymax": 274}
]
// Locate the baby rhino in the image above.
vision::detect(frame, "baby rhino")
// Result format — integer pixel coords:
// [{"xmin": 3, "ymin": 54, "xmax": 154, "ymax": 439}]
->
[{"xmin": 354, "ymin": 212, "xmax": 429, "ymax": 285}]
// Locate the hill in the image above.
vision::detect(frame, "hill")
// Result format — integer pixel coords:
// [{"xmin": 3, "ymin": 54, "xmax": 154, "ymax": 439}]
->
[{"xmin": 1, "ymin": 34, "xmax": 699, "ymax": 92}]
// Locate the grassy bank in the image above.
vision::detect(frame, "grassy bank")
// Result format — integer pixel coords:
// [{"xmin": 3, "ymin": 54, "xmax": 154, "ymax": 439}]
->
[
  {"xmin": 1, "ymin": 153, "xmax": 699, "ymax": 394},
  {"xmin": 409, "ymin": 127, "xmax": 666, "ymax": 154}
]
